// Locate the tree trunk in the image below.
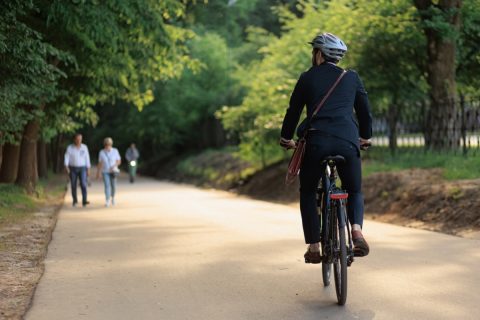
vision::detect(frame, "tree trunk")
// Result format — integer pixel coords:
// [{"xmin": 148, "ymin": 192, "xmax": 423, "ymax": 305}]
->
[
  {"xmin": 46, "ymin": 142, "xmax": 52, "ymax": 172},
  {"xmin": 414, "ymin": 0, "xmax": 462, "ymax": 150},
  {"xmin": 16, "ymin": 119, "xmax": 41, "ymax": 193},
  {"xmin": 0, "ymin": 144, "xmax": 3, "ymax": 170},
  {"xmin": 0, "ymin": 143, "xmax": 21, "ymax": 183},
  {"xmin": 200, "ymin": 116, "xmax": 227, "ymax": 149},
  {"xmin": 51, "ymin": 133, "xmax": 66, "ymax": 173},
  {"xmin": 37, "ymin": 139, "xmax": 48, "ymax": 179}
]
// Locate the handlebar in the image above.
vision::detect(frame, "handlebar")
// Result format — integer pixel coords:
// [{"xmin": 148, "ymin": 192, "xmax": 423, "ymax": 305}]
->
[{"xmin": 282, "ymin": 139, "xmax": 371, "ymax": 150}]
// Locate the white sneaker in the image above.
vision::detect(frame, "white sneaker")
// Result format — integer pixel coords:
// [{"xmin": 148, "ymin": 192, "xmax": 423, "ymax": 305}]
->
[
  {"xmin": 111, "ymin": 198, "xmax": 115, "ymax": 206},
  {"xmin": 105, "ymin": 200, "xmax": 110, "ymax": 207}
]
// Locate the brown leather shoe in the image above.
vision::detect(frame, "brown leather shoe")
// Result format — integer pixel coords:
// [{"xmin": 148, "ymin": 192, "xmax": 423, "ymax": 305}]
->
[
  {"xmin": 304, "ymin": 248, "xmax": 322, "ymax": 264},
  {"xmin": 352, "ymin": 230, "xmax": 370, "ymax": 257}
]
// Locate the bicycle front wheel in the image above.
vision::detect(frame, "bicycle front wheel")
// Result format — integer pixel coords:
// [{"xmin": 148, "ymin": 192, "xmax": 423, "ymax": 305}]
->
[
  {"xmin": 322, "ymin": 261, "xmax": 331, "ymax": 287},
  {"xmin": 333, "ymin": 201, "xmax": 348, "ymax": 305}
]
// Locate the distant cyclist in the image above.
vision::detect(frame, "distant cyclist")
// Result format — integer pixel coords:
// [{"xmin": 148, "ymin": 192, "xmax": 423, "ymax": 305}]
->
[
  {"xmin": 125, "ymin": 143, "xmax": 140, "ymax": 183},
  {"xmin": 280, "ymin": 33, "xmax": 373, "ymax": 263}
]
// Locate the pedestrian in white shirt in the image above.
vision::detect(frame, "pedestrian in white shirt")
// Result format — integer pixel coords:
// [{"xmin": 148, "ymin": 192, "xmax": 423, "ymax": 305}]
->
[
  {"xmin": 64, "ymin": 133, "xmax": 91, "ymax": 207},
  {"xmin": 96, "ymin": 137, "xmax": 121, "ymax": 207}
]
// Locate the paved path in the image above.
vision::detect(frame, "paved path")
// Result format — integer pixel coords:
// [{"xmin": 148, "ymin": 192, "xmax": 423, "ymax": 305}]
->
[{"xmin": 26, "ymin": 177, "xmax": 480, "ymax": 320}]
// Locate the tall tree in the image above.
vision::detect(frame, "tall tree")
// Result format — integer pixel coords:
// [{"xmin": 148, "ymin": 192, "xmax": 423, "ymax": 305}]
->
[
  {"xmin": 354, "ymin": 0, "xmax": 426, "ymax": 154},
  {"xmin": 0, "ymin": 1, "xmax": 67, "ymax": 184},
  {"xmin": 16, "ymin": 108, "xmax": 43, "ymax": 192},
  {"xmin": 414, "ymin": 0, "xmax": 463, "ymax": 150}
]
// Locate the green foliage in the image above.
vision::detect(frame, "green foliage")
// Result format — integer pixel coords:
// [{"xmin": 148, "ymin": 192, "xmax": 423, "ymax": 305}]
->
[
  {"xmin": 458, "ymin": 0, "xmax": 480, "ymax": 95},
  {"xmin": 186, "ymin": 0, "xmax": 298, "ymax": 45},
  {"xmin": 40, "ymin": 0, "xmax": 196, "ymax": 140},
  {"xmin": 0, "ymin": 0, "xmax": 71, "ymax": 144},
  {"xmin": 0, "ymin": 0, "xmax": 194, "ymax": 145},
  {"xmin": 217, "ymin": 0, "xmax": 479, "ymax": 165},
  {"xmin": 352, "ymin": 0, "xmax": 427, "ymax": 108},
  {"xmin": 134, "ymin": 32, "xmax": 232, "ymax": 150},
  {"xmin": 219, "ymin": 0, "xmax": 425, "ymax": 164},
  {"xmin": 415, "ymin": 5, "xmax": 461, "ymax": 40},
  {"xmin": 4, "ymin": 0, "xmax": 479, "ymax": 176},
  {"xmin": 80, "ymin": 0, "xmax": 302, "ymax": 163},
  {"xmin": 84, "ymin": 31, "xmax": 237, "ymax": 159}
]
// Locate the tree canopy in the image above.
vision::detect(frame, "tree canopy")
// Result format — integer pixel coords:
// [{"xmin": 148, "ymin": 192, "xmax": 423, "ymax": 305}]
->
[
  {"xmin": 0, "ymin": 0, "xmax": 195, "ymax": 190},
  {"xmin": 2, "ymin": 0, "xmax": 480, "ymax": 190}
]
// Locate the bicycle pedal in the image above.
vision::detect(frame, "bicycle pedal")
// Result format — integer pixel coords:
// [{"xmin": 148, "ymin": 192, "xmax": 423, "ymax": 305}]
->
[{"xmin": 347, "ymin": 257, "xmax": 354, "ymax": 267}]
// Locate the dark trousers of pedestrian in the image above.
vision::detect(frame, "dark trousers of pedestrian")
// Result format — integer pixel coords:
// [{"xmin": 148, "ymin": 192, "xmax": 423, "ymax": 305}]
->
[
  {"xmin": 69, "ymin": 166, "xmax": 88, "ymax": 205},
  {"xmin": 299, "ymin": 132, "xmax": 364, "ymax": 244}
]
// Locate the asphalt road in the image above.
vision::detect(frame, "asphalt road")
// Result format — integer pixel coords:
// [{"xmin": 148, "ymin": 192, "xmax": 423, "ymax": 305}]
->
[{"xmin": 26, "ymin": 177, "xmax": 480, "ymax": 320}]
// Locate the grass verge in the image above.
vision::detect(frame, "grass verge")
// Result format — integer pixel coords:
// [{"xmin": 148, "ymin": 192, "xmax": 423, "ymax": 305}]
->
[
  {"xmin": 0, "ymin": 173, "xmax": 66, "ymax": 319},
  {"xmin": 362, "ymin": 147, "xmax": 480, "ymax": 180},
  {"xmin": 0, "ymin": 174, "xmax": 66, "ymax": 227}
]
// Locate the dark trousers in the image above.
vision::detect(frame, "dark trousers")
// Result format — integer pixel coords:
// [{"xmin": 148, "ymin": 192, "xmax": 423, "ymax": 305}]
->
[
  {"xmin": 299, "ymin": 134, "xmax": 364, "ymax": 244},
  {"xmin": 70, "ymin": 166, "xmax": 88, "ymax": 205}
]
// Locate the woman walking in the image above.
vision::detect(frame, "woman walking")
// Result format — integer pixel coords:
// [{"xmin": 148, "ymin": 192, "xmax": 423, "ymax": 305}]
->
[
  {"xmin": 280, "ymin": 33, "xmax": 372, "ymax": 263},
  {"xmin": 96, "ymin": 137, "xmax": 121, "ymax": 207}
]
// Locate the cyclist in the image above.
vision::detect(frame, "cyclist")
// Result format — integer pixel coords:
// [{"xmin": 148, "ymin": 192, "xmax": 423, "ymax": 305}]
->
[
  {"xmin": 279, "ymin": 33, "xmax": 372, "ymax": 263},
  {"xmin": 125, "ymin": 143, "xmax": 140, "ymax": 183}
]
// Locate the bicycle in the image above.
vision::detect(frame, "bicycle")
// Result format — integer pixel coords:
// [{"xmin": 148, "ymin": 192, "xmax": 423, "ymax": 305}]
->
[
  {"xmin": 315, "ymin": 143, "xmax": 370, "ymax": 305},
  {"xmin": 128, "ymin": 160, "xmax": 137, "ymax": 183}
]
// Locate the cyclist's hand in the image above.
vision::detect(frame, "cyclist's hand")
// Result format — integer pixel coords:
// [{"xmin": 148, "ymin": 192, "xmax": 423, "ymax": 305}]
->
[
  {"xmin": 280, "ymin": 137, "xmax": 296, "ymax": 150},
  {"xmin": 359, "ymin": 138, "xmax": 372, "ymax": 150}
]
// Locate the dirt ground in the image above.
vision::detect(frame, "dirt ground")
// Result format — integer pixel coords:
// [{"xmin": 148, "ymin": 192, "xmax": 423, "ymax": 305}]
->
[
  {"xmin": 0, "ymin": 180, "xmax": 65, "ymax": 320},
  {"xmin": 363, "ymin": 168, "xmax": 480, "ymax": 238},
  {"xmin": 235, "ymin": 161, "xmax": 480, "ymax": 238}
]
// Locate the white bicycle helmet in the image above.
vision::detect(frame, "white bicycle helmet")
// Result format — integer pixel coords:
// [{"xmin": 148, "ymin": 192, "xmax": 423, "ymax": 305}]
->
[{"xmin": 309, "ymin": 33, "xmax": 347, "ymax": 61}]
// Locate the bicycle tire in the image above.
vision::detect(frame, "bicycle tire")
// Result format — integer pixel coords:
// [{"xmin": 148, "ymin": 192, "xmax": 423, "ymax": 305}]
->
[
  {"xmin": 322, "ymin": 261, "xmax": 331, "ymax": 286},
  {"xmin": 319, "ymin": 187, "xmax": 331, "ymax": 287},
  {"xmin": 333, "ymin": 201, "xmax": 348, "ymax": 305}
]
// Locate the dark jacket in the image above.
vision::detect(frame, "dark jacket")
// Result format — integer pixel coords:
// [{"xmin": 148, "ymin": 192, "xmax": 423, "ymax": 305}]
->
[{"xmin": 280, "ymin": 62, "xmax": 372, "ymax": 148}]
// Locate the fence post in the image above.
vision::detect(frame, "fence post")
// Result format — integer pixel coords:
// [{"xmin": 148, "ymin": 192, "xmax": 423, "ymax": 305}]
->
[
  {"xmin": 421, "ymin": 100, "xmax": 428, "ymax": 154},
  {"xmin": 387, "ymin": 104, "xmax": 398, "ymax": 156},
  {"xmin": 460, "ymin": 94, "xmax": 467, "ymax": 156}
]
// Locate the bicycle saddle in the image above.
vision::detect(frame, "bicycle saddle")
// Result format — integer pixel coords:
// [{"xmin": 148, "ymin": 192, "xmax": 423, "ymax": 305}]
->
[{"xmin": 323, "ymin": 155, "xmax": 346, "ymax": 164}]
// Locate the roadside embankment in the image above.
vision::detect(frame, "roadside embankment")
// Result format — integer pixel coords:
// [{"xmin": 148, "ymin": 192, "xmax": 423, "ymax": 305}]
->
[{"xmin": 0, "ymin": 175, "xmax": 66, "ymax": 319}]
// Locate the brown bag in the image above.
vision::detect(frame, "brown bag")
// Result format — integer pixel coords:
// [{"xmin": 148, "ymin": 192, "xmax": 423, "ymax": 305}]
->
[{"xmin": 285, "ymin": 70, "xmax": 347, "ymax": 185}]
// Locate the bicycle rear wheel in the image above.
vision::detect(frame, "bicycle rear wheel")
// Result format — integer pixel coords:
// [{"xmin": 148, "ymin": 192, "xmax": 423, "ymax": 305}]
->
[
  {"xmin": 321, "ymin": 215, "xmax": 331, "ymax": 287},
  {"xmin": 333, "ymin": 201, "xmax": 348, "ymax": 305}
]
